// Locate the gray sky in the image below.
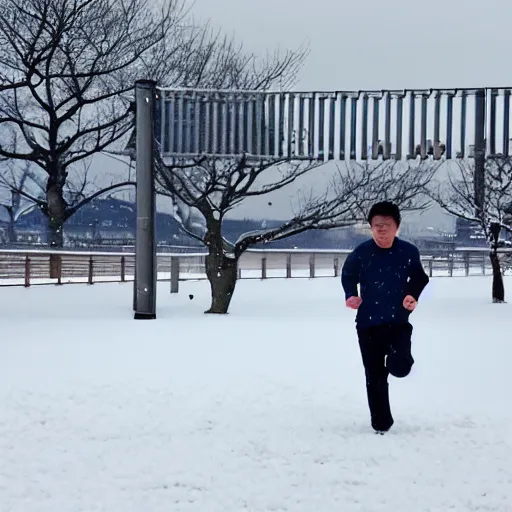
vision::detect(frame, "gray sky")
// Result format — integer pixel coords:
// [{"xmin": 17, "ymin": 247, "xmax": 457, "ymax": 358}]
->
[
  {"xmin": 194, "ymin": 0, "xmax": 512, "ymax": 91},
  {"xmin": 94, "ymin": 0, "xmax": 512, "ymax": 227}
]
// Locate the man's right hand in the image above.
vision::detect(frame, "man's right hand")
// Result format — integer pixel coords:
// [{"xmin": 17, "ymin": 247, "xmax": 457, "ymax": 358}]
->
[{"xmin": 346, "ymin": 296, "xmax": 362, "ymax": 310}]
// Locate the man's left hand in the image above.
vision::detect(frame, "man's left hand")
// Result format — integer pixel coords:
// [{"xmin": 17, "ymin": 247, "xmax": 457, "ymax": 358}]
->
[{"xmin": 403, "ymin": 295, "xmax": 417, "ymax": 311}]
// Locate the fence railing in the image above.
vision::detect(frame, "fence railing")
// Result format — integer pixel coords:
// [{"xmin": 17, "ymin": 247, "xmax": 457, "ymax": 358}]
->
[{"xmin": 0, "ymin": 247, "xmax": 510, "ymax": 290}]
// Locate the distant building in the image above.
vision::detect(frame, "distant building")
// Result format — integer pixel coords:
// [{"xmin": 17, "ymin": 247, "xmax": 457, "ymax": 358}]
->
[{"xmin": 455, "ymin": 218, "xmax": 486, "ymax": 246}]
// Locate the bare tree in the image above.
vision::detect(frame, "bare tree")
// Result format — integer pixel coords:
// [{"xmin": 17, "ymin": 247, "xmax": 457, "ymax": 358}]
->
[
  {"xmin": 0, "ymin": 0, "xmax": 308, "ymax": 246},
  {"xmin": 156, "ymin": 157, "xmax": 438, "ymax": 314},
  {"xmin": 431, "ymin": 157, "xmax": 512, "ymax": 302},
  {"xmin": 0, "ymin": 0, "xmax": 206, "ymax": 246}
]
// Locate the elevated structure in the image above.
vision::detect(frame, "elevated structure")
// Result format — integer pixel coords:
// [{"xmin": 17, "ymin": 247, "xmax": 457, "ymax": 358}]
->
[
  {"xmin": 133, "ymin": 83, "xmax": 511, "ymax": 319},
  {"xmin": 154, "ymin": 87, "xmax": 512, "ymax": 162}
]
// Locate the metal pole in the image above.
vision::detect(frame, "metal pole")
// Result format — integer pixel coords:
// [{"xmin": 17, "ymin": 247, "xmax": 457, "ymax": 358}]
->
[
  {"xmin": 474, "ymin": 88, "xmax": 486, "ymax": 222},
  {"xmin": 133, "ymin": 79, "xmax": 157, "ymax": 320}
]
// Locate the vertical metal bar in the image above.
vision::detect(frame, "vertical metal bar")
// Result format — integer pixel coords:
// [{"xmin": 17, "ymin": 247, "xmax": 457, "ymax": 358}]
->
[
  {"xmin": 184, "ymin": 93, "xmax": 192, "ymax": 153},
  {"xmin": 268, "ymin": 94, "xmax": 276, "ymax": 157},
  {"xmin": 434, "ymin": 92, "xmax": 441, "ymax": 159},
  {"xmin": 211, "ymin": 95, "xmax": 218, "ymax": 155},
  {"xmin": 247, "ymin": 96, "xmax": 254, "ymax": 155},
  {"xmin": 260, "ymin": 95, "xmax": 266, "ymax": 157},
  {"xmin": 459, "ymin": 90, "xmax": 467, "ymax": 158},
  {"xmin": 287, "ymin": 93, "xmax": 295, "ymax": 158},
  {"xmin": 339, "ymin": 94, "xmax": 346, "ymax": 160},
  {"xmin": 328, "ymin": 95, "xmax": 335, "ymax": 159},
  {"xmin": 194, "ymin": 94, "xmax": 201, "ymax": 154},
  {"xmin": 278, "ymin": 93, "xmax": 285, "ymax": 157},
  {"xmin": 384, "ymin": 92, "xmax": 391, "ymax": 160},
  {"xmin": 177, "ymin": 92, "xmax": 184, "ymax": 154},
  {"xmin": 308, "ymin": 94, "xmax": 316, "ymax": 158},
  {"xmin": 503, "ymin": 89, "xmax": 510, "ymax": 156},
  {"xmin": 318, "ymin": 95, "xmax": 326, "ymax": 159},
  {"xmin": 371, "ymin": 95, "xmax": 380, "ymax": 159},
  {"xmin": 298, "ymin": 95, "xmax": 305, "ymax": 157},
  {"xmin": 446, "ymin": 94, "xmax": 453, "ymax": 159},
  {"xmin": 168, "ymin": 94, "xmax": 175, "ymax": 153},
  {"xmin": 263, "ymin": 94, "xmax": 270, "ymax": 157},
  {"xmin": 134, "ymin": 79, "xmax": 157, "ymax": 320},
  {"xmin": 420, "ymin": 94, "xmax": 428, "ymax": 159},
  {"xmin": 254, "ymin": 95, "xmax": 262, "ymax": 157},
  {"xmin": 408, "ymin": 92, "xmax": 415, "ymax": 158},
  {"xmin": 232, "ymin": 97, "xmax": 239, "ymax": 154},
  {"xmin": 350, "ymin": 96, "xmax": 357, "ymax": 159},
  {"xmin": 474, "ymin": 88, "xmax": 486, "ymax": 220},
  {"xmin": 396, "ymin": 95, "xmax": 403, "ymax": 160},
  {"xmin": 251, "ymin": 97, "xmax": 258, "ymax": 156},
  {"xmin": 489, "ymin": 88, "xmax": 497, "ymax": 156},
  {"xmin": 227, "ymin": 95, "xmax": 234, "ymax": 154},
  {"xmin": 239, "ymin": 97, "xmax": 247, "ymax": 155},
  {"xmin": 361, "ymin": 94, "xmax": 368, "ymax": 160},
  {"xmin": 221, "ymin": 95, "xmax": 228, "ymax": 155},
  {"xmin": 159, "ymin": 90, "xmax": 166, "ymax": 153},
  {"xmin": 203, "ymin": 96, "xmax": 210, "ymax": 154}
]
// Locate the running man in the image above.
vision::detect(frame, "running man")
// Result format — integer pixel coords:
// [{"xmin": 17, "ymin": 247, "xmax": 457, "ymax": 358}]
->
[{"xmin": 342, "ymin": 201, "xmax": 430, "ymax": 433}]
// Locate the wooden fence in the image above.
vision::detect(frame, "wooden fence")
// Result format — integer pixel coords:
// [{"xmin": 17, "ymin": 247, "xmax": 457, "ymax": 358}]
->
[{"xmin": 0, "ymin": 247, "xmax": 511, "ymax": 291}]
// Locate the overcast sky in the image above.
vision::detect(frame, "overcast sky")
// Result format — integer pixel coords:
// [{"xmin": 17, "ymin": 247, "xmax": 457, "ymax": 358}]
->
[
  {"xmin": 96, "ymin": 0, "xmax": 512, "ymax": 227},
  {"xmin": 194, "ymin": 0, "xmax": 512, "ymax": 91}
]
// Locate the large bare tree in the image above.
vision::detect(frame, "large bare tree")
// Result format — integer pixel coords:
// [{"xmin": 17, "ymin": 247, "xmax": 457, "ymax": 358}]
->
[
  {"xmin": 431, "ymin": 157, "xmax": 512, "ymax": 302},
  {"xmin": 0, "ymin": 0, "xmax": 308, "ymax": 246},
  {"xmin": 156, "ymin": 157, "xmax": 438, "ymax": 314},
  {"xmin": 0, "ymin": 0, "xmax": 196, "ymax": 245}
]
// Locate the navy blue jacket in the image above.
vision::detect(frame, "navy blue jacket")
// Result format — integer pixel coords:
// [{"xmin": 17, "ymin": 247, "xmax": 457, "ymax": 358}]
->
[{"xmin": 341, "ymin": 238, "xmax": 429, "ymax": 329}]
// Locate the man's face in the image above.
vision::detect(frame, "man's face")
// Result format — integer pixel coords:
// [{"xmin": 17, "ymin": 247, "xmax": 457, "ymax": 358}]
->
[{"xmin": 370, "ymin": 215, "xmax": 398, "ymax": 248}]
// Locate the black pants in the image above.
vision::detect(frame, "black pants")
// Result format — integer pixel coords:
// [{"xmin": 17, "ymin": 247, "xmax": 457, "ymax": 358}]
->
[{"xmin": 356, "ymin": 323, "xmax": 414, "ymax": 431}]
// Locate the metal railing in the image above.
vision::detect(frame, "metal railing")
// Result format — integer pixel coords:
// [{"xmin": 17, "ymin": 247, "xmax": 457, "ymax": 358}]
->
[{"xmin": 0, "ymin": 247, "xmax": 510, "ymax": 290}]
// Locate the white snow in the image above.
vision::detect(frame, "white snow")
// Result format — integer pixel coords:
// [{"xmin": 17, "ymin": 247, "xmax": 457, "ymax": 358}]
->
[{"xmin": 1, "ymin": 276, "xmax": 511, "ymax": 511}]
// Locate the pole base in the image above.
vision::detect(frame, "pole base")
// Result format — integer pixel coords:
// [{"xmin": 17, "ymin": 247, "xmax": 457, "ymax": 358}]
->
[{"xmin": 134, "ymin": 312, "xmax": 157, "ymax": 320}]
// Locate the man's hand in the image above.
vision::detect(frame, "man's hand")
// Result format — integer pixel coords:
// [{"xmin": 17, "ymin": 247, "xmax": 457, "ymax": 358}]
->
[
  {"xmin": 346, "ymin": 296, "xmax": 362, "ymax": 310},
  {"xmin": 403, "ymin": 295, "xmax": 417, "ymax": 311}
]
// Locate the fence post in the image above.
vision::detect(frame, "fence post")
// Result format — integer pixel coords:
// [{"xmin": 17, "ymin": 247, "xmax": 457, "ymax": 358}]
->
[
  {"xmin": 24, "ymin": 256, "xmax": 30, "ymax": 287},
  {"xmin": 261, "ymin": 257, "xmax": 267, "ymax": 279},
  {"xmin": 464, "ymin": 251, "xmax": 470, "ymax": 276},
  {"xmin": 49, "ymin": 254, "xmax": 62, "ymax": 284},
  {"xmin": 170, "ymin": 256, "xmax": 179, "ymax": 293},
  {"xmin": 429, "ymin": 258, "xmax": 433, "ymax": 277},
  {"xmin": 286, "ymin": 254, "xmax": 292, "ymax": 278},
  {"xmin": 121, "ymin": 256, "xmax": 126, "ymax": 282},
  {"xmin": 449, "ymin": 252, "xmax": 454, "ymax": 277},
  {"xmin": 57, "ymin": 255, "xmax": 62, "ymax": 285},
  {"xmin": 88, "ymin": 256, "xmax": 94, "ymax": 285},
  {"xmin": 309, "ymin": 254, "xmax": 315, "ymax": 278},
  {"xmin": 49, "ymin": 253, "xmax": 61, "ymax": 279},
  {"xmin": 334, "ymin": 257, "xmax": 340, "ymax": 277},
  {"xmin": 482, "ymin": 252, "xmax": 486, "ymax": 275}
]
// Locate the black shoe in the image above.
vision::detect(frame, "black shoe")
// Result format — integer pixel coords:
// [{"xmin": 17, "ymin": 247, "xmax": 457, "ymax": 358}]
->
[{"xmin": 372, "ymin": 419, "xmax": 394, "ymax": 434}]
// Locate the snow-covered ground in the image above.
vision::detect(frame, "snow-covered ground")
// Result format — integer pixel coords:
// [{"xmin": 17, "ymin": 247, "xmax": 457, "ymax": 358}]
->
[{"xmin": 1, "ymin": 277, "xmax": 511, "ymax": 511}]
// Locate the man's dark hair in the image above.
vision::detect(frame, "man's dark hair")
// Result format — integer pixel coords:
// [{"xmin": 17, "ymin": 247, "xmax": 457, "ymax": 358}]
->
[{"xmin": 368, "ymin": 201, "xmax": 401, "ymax": 227}]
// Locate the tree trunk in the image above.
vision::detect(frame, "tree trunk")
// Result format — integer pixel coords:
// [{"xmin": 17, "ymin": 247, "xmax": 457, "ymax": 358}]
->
[
  {"xmin": 7, "ymin": 210, "xmax": 15, "ymax": 244},
  {"xmin": 46, "ymin": 177, "xmax": 67, "ymax": 248},
  {"xmin": 490, "ymin": 250, "xmax": 505, "ymax": 303},
  {"xmin": 47, "ymin": 220, "xmax": 64, "ymax": 247},
  {"xmin": 205, "ymin": 248, "xmax": 238, "ymax": 314}
]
